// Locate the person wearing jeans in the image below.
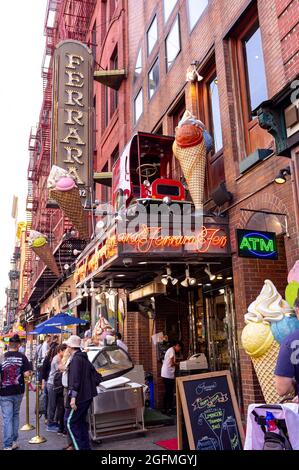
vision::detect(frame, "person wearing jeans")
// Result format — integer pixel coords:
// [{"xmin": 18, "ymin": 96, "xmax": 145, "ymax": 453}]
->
[
  {"xmin": 0, "ymin": 334, "xmax": 31, "ymax": 450},
  {"xmin": 0, "ymin": 395, "xmax": 23, "ymax": 449}
]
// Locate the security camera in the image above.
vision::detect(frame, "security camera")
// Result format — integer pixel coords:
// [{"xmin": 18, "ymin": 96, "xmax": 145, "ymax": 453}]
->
[{"xmin": 123, "ymin": 258, "xmax": 133, "ymax": 267}]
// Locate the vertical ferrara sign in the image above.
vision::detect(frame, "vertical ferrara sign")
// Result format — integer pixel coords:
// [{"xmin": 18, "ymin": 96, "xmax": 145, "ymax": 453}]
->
[{"xmin": 51, "ymin": 40, "xmax": 94, "ymax": 200}]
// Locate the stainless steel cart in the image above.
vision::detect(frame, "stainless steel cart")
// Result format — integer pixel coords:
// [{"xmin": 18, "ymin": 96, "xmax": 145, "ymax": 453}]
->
[{"xmin": 89, "ymin": 384, "xmax": 146, "ymax": 441}]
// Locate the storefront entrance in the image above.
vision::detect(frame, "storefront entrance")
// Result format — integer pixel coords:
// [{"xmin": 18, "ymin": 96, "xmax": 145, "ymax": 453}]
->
[{"xmin": 204, "ymin": 286, "xmax": 242, "ymax": 405}]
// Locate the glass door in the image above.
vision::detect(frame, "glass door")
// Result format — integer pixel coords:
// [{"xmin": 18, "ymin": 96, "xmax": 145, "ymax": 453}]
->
[{"xmin": 205, "ymin": 286, "xmax": 242, "ymax": 404}]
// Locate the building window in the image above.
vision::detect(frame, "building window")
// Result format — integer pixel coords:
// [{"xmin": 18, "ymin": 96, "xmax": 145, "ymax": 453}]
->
[
  {"xmin": 208, "ymin": 76, "xmax": 223, "ymax": 153},
  {"xmin": 148, "ymin": 57, "xmax": 160, "ymax": 99},
  {"xmin": 163, "ymin": 0, "xmax": 177, "ymax": 23},
  {"xmin": 134, "ymin": 89, "xmax": 143, "ymax": 124},
  {"xmin": 243, "ymin": 26, "xmax": 268, "ymax": 112},
  {"xmin": 187, "ymin": 0, "xmax": 208, "ymax": 31},
  {"xmin": 165, "ymin": 16, "xmax": 181, "ymax": 71},
  {"xmin": 147, "ymin": 16, "xmax": 158, "ymax": 56},
  {"xmin": 232, "ymin": 9, "xmax": 270, "ymax": 156},
  {"xmin": 110, "ymin": 46, "xmax": 118, "ymax": 116},
  {"xmin": 111, "ymin": 145, "xmax": 119, "ymax": 166},
  {"xmin": 134, "ymin": 48, "xmax": 142, "ymax": 83}
]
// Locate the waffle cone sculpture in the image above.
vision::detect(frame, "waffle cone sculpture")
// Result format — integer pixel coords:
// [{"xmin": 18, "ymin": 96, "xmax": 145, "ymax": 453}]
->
[
  {"xmin": 173, "ymin": 140, "xmax": 206, "ymax": 212},
  {"xmin": 241, "ymin": 280, "xmax": 295, "ymax": 403},
  {"xmin": 30, "ymin": 233, "xmax": 60, "ymax": 277},
  {"xmin": 172, "ymin": 119, "xmax": 207, "ymax": 213},
  {"xmin": 49, "ymin": 178, "xmax": 89, "ymax": 239}
]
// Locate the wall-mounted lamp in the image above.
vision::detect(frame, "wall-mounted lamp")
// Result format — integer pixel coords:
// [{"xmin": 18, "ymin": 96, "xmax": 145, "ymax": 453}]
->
[
  {"xmin": 275, "ymin": 166, "xmax": 291, "ymax": 184},
  {"xmin": 186, "ymin": 61, "xmax": 203, "ymax": 83}
]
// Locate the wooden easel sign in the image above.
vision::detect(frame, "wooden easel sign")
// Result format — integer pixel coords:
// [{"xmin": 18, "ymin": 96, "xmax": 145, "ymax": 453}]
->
[{"xmin": 176, "ymin": 371, "xmax": 245, "ymax": 450}]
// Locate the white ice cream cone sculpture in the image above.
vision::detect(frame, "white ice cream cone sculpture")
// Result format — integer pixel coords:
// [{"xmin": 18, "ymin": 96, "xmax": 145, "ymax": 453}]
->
[
  {"xmin": 29, "ymin": 231, "xmax": 60, "ymax": 277},
  {"xmin": 241, "ymin": 279, "xmax": 295, "ymax": 403}
]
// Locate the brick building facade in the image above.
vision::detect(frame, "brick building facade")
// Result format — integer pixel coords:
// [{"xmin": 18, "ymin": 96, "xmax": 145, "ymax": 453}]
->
[{"xmin": 87, "ymin": 0, "xmax": 299, "ymax": 412}]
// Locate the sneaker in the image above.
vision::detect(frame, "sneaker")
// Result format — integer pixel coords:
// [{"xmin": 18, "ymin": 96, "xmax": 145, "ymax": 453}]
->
[
  {"xmin": 57, "ymin": 431, "xmax": 65, "ymax": 436},
  {"xmin": 3, "ymin": 447, "xmax": 12, "ymax": 450},
  {"xmin": 46, "ymin": 425, "xmax": 60, "ymax": 432},
  {"xmin": 12, "ymin": 442, "xmax": 19, "ymax": 450}
]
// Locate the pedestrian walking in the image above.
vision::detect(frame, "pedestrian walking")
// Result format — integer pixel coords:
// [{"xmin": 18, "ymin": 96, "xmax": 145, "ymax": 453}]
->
[
  {"xmin": 0, "ymin": 334, "xmax": 31, "ymax": 450},
  {"xmin": 64, "ymin": 335, "xmax": 102, "ymax": 450}
]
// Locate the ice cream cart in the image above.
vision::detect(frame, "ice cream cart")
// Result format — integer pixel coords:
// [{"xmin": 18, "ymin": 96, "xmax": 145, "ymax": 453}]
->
[{"xmin": 87, "ymin": 345, "xmax": 146, "ymax": 442}]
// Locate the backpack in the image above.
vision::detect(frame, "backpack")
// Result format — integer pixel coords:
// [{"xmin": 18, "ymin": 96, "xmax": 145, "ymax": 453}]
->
[
  {"xmin": 53, "ymin": 370, "xmax": 63, "ymax": 395},
  {"xmin": 252, "ymin": 410, "xmax": 292, "ymax": 450}
]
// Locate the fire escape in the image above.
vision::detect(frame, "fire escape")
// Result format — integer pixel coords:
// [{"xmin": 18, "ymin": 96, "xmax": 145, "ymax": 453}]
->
[{"xmin": 21, "ymin": 0, "xmax": 96, "ymax": 310}]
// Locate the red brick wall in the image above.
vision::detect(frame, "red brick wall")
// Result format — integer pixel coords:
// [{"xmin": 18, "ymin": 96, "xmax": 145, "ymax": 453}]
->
[{"xmin": 275, "ymin": 0, "xmax": 299, "ymax": 81}]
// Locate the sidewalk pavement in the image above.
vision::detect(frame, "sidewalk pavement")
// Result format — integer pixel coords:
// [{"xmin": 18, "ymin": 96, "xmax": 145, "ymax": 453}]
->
[{"xmin": 0, "ymin": 390, "xmax": 177, "ymax": 451}]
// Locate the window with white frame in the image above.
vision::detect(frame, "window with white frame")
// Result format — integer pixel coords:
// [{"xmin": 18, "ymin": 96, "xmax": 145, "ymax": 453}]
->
[
  {"xmin": 166, "ymin": 16, "xmax": 181, "ymax": 71},
  {"xmin": 163, "ymin": 0, "xmax": 177, "ymax": 23},
  {"xmin": 187, "ymin": 0, "xmax": 208, "ymax": 31},
  {"xmin": 148, "ymin": 57, "xmax": 160, "ymax": 99},
  {"xmin": 134, "ymin": 89, "xmax": 143, "ymax": 124},
  {"xmin": 134, "ymin": 48, "xmax": 142, "ymax": 82},
  {"xmin": 147, "ymin": 16, "xmax": 158, "ymax": 56}
]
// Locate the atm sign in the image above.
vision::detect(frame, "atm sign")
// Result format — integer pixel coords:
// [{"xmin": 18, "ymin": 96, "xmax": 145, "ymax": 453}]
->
[{"xmin": 236, "ymin": 229, "xmax": 278, "ymax": 260}]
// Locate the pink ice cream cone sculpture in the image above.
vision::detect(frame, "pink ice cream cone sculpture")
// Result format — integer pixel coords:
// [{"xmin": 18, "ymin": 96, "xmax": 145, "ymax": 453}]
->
[{"xmin": 47, "ymin": 166, "xmax": 89, "ymax": 239}]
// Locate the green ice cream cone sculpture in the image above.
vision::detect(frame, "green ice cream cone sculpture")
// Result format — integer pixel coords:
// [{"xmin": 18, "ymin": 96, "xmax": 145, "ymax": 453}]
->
[
  {"xmin": 29, "ymin": 232, "xmax": 60, "ymax": 277},
  {"xmin": 241, "ymin": 279, "xmax": 294, "ymax": 403}
]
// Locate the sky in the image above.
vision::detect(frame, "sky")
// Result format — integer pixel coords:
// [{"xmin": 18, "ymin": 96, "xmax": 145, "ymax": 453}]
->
[{"xmin": 0, "ymin": 0, "xmax": 48, "ymax": 307}]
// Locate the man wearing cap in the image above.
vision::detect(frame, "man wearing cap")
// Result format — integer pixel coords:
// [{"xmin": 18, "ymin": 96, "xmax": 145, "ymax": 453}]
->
[
  {"xmin": 0, "ymin": 334, "xmax": 31, "ymax": 450},
  {"xmin": 64, "ymin": 335, "xmax": 102, "ymax": 450}
]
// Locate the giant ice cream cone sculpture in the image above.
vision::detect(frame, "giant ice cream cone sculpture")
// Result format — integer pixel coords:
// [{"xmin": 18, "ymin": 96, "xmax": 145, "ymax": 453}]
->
[
  {"xmin": 29, "ymin": 230, "xmax": 60, "ymax": 277},
  {"xmin": 172, "ymin": 111, "xmax": 212, "ymax": 214},
  {"xmin": 241, "ymin": 279, "xmax": 295, "ymax": 403},
  {"xmin": 47, "ymin": 166, "xmax": 89, "ymax": 239}
]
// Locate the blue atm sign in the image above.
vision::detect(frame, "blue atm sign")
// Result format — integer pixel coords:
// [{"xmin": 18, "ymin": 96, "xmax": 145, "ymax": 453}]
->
[{"xmin": 236, "ymin": 229, "xmax": 278, "ymax": 260}]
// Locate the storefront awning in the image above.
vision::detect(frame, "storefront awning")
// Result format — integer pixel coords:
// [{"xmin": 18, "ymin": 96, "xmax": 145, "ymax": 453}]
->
[
  {"xmin": 74, "ymin": 214, "xmax": 231, "ymax": 289},
  {"xmin": 93, "ymin": 69, "xmax": 126, "ymax": 90}
]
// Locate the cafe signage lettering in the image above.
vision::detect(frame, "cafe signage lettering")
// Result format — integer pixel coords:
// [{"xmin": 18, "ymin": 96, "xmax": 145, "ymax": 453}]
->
[
  {"xmin": 74, "ymin": 224, "xmax": 228, "ymax": 283},
  {"xmin": 236, "ymin": 229, "xmax": 278, "ymax": 260},
  {"xmin": 51, "ymin": 40, "xmax": 94, "ymax": 200}
]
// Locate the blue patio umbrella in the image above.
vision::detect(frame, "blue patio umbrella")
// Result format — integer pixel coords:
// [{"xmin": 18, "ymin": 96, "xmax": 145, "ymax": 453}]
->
[
  {"xmin": 29, "ymin": 325, "xmax": 63, "ymax": 335},
  {"xmin": 35, "ymin": 312, "xmax": 87, "ymax": 329}
]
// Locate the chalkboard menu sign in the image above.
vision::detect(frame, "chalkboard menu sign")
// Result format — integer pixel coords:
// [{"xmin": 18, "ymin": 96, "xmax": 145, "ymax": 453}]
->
[{"xmin": 176, "ymin": 371, "xmax": 244, "ymax": 450}]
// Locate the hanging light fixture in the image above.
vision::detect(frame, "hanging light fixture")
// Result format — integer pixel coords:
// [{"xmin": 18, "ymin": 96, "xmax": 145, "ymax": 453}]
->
[
  {"xmin": 161, "ymin": 266, "xmax": 178, "ymax": 286},
  {"xmin": 76, "ymin": 288, "xmax": 83, "ymax": 299},
  {"xmin": 181, "ymin": 265, "xmax": 197, "ymax": 287},
  {"xmin": 204, "ymin": 264, "xmax": 216, "ymax": 281}
]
